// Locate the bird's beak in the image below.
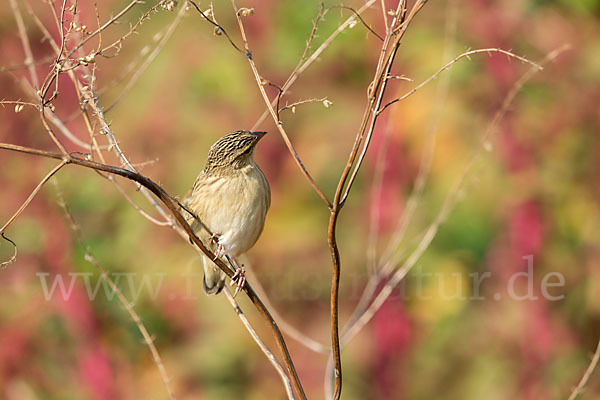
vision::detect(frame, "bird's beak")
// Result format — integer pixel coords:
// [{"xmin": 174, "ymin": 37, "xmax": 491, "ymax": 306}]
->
[{"xmin": 251, "ymin": 131, "xmax": 267, "ymax": 141}]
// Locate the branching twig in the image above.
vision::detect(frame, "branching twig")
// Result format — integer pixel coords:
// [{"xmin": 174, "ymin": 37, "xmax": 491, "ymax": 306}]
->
[
  {"xmin": 67, "ymin": 0, "xmax": 145, "ymax": 57},
  {"xmin": 251, "ymin": 0, "xmax": 377, "ymax": 130},
  {"xmin": 187, "ymin": 0, "xmax": 244, "ymax": 54},
  {"xmin": 105, "ymin": 4, "xmax": 187, "ymax": 112},
  {"xmin": 278, "ymin": 97, "xmax": 329, "ymax": 114},
  {"xmin": 378, "ymin": 48, "xmax": 543, "ymax": 114},
  {"xmin": 231, "ymin": 0, "xmax": 330, "ymax": 212},
  {"xmin": 340, "ymin": 44, "xmax": 572, "ymax": 347},
  {"xmin": 325, "ymin": 2, "xmax": 427, "ymax": 398},
  {"xmin": 329, "ymin": 5, "xmax": 384, "ymax": 41}
]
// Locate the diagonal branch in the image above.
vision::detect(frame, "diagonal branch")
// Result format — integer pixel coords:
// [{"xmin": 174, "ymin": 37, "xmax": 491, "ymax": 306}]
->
[
  {"xmin": 0, "ymin": 141, "xmax": 306, "ymax": 400},
  {"xmin": 53, "ymin": 181, "xmax": 176, "ymax": 400},
  {"xmin": 0, "ymin": 159, "xmax": 68, "ymax": 235},
  {"xmin": 223, "ymin": 288, "xmax": 295, "ymax": 400},
  {"xmin": 568, "ymin": 338, "xmax": 600, "ymax": 400},
  {"xmin": 378, "ymin": 48, "xmax": 543, "ymax": 114}
]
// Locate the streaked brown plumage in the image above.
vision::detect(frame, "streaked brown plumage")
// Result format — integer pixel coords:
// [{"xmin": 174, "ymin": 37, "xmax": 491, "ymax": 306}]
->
[{"xmin": 184, "ymin": 130, "xmax": 270, "ymax": 295}]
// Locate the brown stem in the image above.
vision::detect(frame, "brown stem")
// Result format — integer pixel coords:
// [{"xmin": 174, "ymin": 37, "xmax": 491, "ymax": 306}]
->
[
  {"xmin": 325, "ymin": 2, "xmax": 428, "ymax": 398},
  {"xmin": 327, "ymin": 209, "xmax": 342, "ymax": 399}
]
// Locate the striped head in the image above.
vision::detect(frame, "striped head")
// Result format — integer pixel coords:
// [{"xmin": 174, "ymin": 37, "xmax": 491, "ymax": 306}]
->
[{"xmin": 204, "ymin": 130, "xmax": 267, "ymax": 173}]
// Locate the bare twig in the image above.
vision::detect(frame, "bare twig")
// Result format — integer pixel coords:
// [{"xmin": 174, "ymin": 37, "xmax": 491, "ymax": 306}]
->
[
  {"xmin": 105, "ymin": 4, "xmax": 187, "ymax": 112},
  {"xmin": 329, "ymin": 5, "xmax": 383, "ymax": 41},
  {"xmin": 223, "ymin": 288, "xmax": 295, "ymax": 400},
  {"xmin": 187, "ymin": 0, "xmax": 244, "ymax": 54},
  {"xmin": 251, "ymin": 0, "xmax": 377, "ymax": 130},
  {"xmin": 99, "ymin": 0, "xmax": 172, "ymax": 58},
  {"xmin": 243, "ymin": 266, "xmax": 328, "ymax": 354},
  {"xmin": 0, "ymin": 234, "xmax": 18, "ymax": 269},
  {"xmin": 8, "ymin": 0, "xmax": 39, "ymax": 88},
  {"xmin": 278, "ymin": 97, "xmax": 329, "ymax": 114},
  {"xmin": 0, "ymin": 160, "xmax": 68, "ymax": 235},
  {"xmin": 53, "ymin": 181, "xmax": 176, "ymax": 400},
  {"xmin": 568, "ymin": 338, "xmax": 600, "ymax": 400},
  {"xmin": 0, "ymin": 100, "xmax": 39, "ymax": 110},
  {"xmin": 359, "ymin": 0, "xmax": 458, "ymax": 325},
  {"xmin": 67, "ymin": 0, "xmax": 146, "ymax": 57},
  {"xmin": 378, "ymin": 48, "xmax": 543, "ymax": 114}
]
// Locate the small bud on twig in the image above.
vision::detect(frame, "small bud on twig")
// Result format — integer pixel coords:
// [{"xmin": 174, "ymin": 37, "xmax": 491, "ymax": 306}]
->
[
  {"xmin": 348, "ymin": 17, "xmax": 357, "ymax": 29},
  {"xmin": 238, "ymin": 8, "xmax": 255, "ymax": 17},
  {"xmin": 161, "ymin": 0, "xmax": 177, "ymax": 11}
]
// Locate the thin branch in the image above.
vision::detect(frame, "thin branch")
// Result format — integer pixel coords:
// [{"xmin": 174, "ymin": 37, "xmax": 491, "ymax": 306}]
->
[
  {"xmin": 99, "ymin": 0, "xmax": 172, "ymax": 58},
  {"xmin": 377, "ymin": 3, "xmax": 458, "ymax": 269},
  {"xmin": 278, "ymin": 97, "xmax": 329, "ymax": 114},
  {"xmin": 329, "ymin": 5, "xmax": 383, "ymax": 41},
  {"xmin": 67, "ymin": 0, "xmax": 145, "ymax": 57},
  {"xmin": 187, "ymin": 0, "xmax": 244, "ymax": 54},
  {"xmin": 339, "ymin": 0, "xmax": 430, "ymax": 205},
  {"xmin": 105, "ymin": 4, "xmax": 187, "ymax": 112},
  {"xmin": 568, "ymin": 338, "xmax": 600, "ymax": 400},
  {"xmin": 251, "ymin": 0, "xmax": 377, "ymax": 131},
  {"xmin": 0, "ymin": 234, "xmax": 18, "ymax": 269},
  {"xmin": 0, "ymin": 159, "xmax": 68, "ymax": 235},
  {"xmin": 34, "ymin": 15, "xmax": 176, "ymax": 229},
  {"xmin": 223, "ymin": 288, "xmax": 295, "ymax": 400},
  {"xmin": 378, "ymin": 48, "xmax": 543, "ymax": 114},
  {"xmin": 53, "ymin": 181, "xmax": 176, "ymax": 400},
  {"xmin": 9, "ymin": 0, "xmax": 39, "ymax": 88},
  {"xmin": 243, "ymin": 266, "xmax": 329, "ymax": 354},
  {"xmin": 0, "ymin": 100, "xmax": 39, "ymax": 110}
]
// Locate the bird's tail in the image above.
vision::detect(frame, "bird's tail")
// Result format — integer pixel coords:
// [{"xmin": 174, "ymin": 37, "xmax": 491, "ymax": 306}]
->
[{"xmin": 202, "ymin": 258, "xmax": 226, "ymax": 295}]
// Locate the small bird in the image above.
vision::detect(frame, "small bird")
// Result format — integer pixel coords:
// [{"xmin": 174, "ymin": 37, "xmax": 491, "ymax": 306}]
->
[{"xmin": 184, "ymin": 130, "xmax": 270, "ymax": 296}]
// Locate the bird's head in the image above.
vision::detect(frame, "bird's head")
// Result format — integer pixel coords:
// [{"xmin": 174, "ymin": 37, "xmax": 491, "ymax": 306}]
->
[{"xmin": 205, "ymin": 130, "xmax": 267, "ymax": 172}]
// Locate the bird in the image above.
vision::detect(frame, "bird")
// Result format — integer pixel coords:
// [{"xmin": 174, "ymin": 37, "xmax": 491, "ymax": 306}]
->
[{"xmin": 183, "ymin": 130, "xmax": 270, "ymax": 296}]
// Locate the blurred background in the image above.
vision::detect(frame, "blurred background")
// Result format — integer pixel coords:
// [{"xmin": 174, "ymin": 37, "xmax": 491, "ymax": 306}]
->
[{"xmin": 1, "ymin": 0, "xmax": 599, "ymax": 399}]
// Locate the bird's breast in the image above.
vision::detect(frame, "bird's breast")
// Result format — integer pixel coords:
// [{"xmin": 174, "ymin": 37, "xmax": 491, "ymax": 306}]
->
[{"xmin": 193, "ymin": 163, "xmax": 270, "ymax": 257}]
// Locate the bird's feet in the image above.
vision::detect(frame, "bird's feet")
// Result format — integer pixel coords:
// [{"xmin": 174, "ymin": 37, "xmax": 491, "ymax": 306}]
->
[
  {"xmin": 230, "ymin": 266, "xmax": 246, "ymax": 297},
  {"xmin": 210, "ymin": 233, "xmax": 225, "ymax": 260}
]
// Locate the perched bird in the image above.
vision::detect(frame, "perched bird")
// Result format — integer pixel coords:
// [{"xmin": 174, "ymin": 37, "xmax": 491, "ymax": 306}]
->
[{"xmin": 184, "ymin": 130, "xmax": 270, "ymax": 295}]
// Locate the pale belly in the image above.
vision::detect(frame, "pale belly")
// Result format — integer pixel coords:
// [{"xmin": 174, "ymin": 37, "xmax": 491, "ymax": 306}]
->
[{"xmin": 193, "ymin": 165, "xmax": 270, "ymax": 257}]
